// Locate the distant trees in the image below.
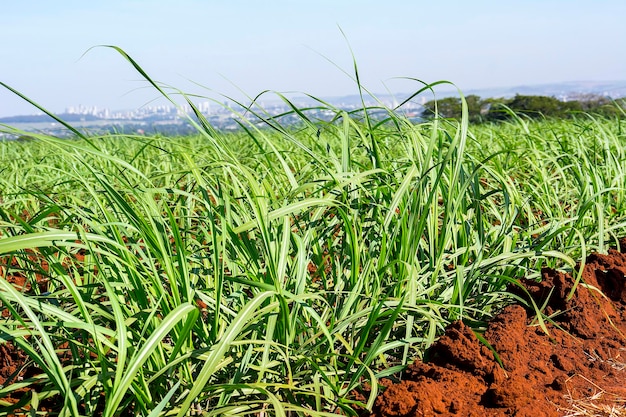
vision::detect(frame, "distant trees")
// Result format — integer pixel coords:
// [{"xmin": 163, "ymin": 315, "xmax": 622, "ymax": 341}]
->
[
  {"xmin": 485, "ymin": 95, "xmax": 571, "ymax": 121},
  {"xmin": 420, "ymin": 94, "xmax": 625, "ymax": 123},
  {"xmin": 421, "ymin": 95, "xmax": 485, "ymax": 123}
]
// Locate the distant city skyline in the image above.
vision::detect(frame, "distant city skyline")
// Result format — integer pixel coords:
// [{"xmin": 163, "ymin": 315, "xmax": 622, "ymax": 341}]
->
[{"xmin": 1, "ymin": 0, "xmax": 625, "ymax": 117}]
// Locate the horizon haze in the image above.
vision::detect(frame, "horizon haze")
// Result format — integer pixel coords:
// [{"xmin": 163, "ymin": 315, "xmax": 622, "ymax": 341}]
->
[{"xmin": 1, "ymin": 1, "xmax": 625, "ymax": 117}]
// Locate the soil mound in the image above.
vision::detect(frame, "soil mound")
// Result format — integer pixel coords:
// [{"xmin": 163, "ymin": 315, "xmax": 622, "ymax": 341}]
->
[{"xmin": 371, "ymin": 245, "xmax": 626, "ymax": 417}]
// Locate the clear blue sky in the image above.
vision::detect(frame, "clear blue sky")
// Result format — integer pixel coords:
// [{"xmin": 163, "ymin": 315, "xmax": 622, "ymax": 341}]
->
[{"xmin": 1, "ymin": 0, "xmax": 625, "ymax": 116}]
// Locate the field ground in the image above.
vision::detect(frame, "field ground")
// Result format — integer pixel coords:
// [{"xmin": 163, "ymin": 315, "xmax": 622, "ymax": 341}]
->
[
  {"xmin": 1, "ymin": 75, "xmax": 626, "ymax": 416},
  {"xmin": 372, "ymin": 242, "xmax": 626, "ymax": 416}
]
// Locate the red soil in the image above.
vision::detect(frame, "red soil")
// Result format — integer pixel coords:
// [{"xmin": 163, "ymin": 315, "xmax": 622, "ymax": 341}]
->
[{"xmin": 370, "ymin": 243, "xmax": 626, "ymax": 416}]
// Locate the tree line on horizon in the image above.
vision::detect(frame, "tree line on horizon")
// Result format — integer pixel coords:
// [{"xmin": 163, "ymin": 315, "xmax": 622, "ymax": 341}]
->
[{"xmin": 420, "ymin": 93, "xmax": 626, "ymax": 123}]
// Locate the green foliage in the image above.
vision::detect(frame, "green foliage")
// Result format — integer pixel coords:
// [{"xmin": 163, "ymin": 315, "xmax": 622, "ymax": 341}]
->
[
  {"xmin": 421, "ymin": 94, "xmax": 626, "ymax": 122},
  {"xmin": 489, "ymin": 94, "xmax": 578, "ymax": 120},
  {"xmin": 0, "ymin": 49, "xmax": 626, "ymax": 416},
  {"xmin": 421, "ymin": 94, "xmax": 485, "ymax": 123}
]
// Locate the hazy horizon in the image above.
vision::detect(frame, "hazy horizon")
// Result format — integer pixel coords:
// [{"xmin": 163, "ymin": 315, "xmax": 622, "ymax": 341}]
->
[{"xmin": 2, "ymin": 0, "xmax": 625, "ymax": 117}]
